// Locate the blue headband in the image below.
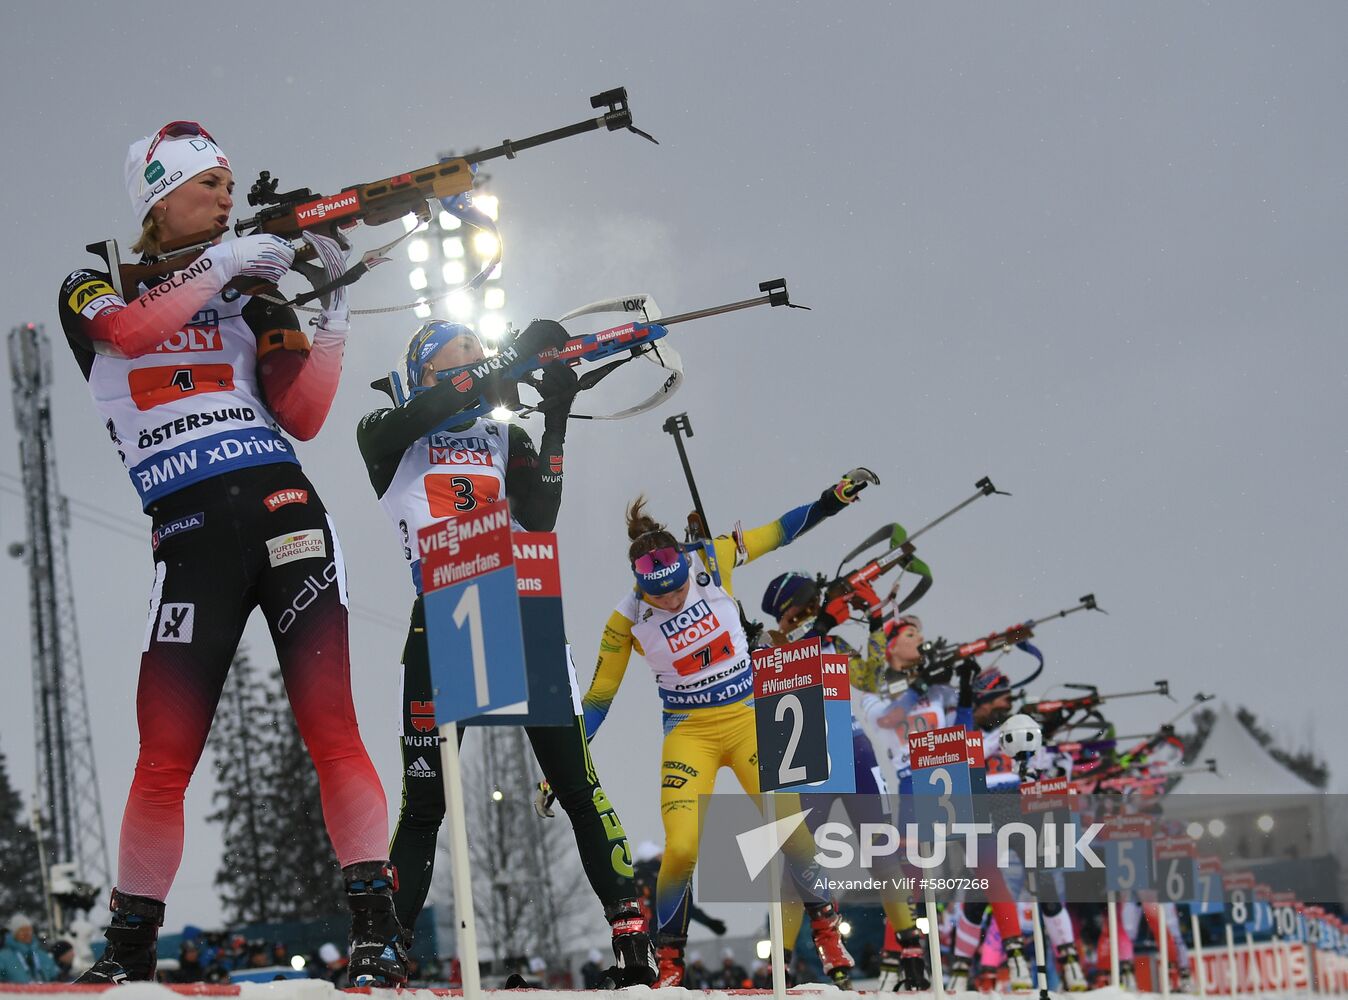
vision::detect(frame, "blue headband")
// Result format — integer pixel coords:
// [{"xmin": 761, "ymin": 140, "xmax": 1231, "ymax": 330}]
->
[{"xmin": 633, "ymin": 548, "xmax": 690, "ymax": 596}]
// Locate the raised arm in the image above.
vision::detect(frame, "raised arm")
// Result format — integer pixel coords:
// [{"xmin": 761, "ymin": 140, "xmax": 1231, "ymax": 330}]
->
[{"xmin": 57, "ymin": 237, "xmax": 293, "ymax": 360}]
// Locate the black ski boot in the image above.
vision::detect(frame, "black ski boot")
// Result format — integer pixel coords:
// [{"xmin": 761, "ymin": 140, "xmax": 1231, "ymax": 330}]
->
[
  {"xmin": 344, "ymin": 861, "xmax": 408, "ymax": 986},
  {"xmin": 898, "ymin": 928, "xmax": 931, "ymax": 990},
  {"xmin": 75, "ymin": 889, "xmax": 165, "ymax": 983},
  {"xmin": 599, "ymin": 899, "xmax": 658, "ymax": 987}
]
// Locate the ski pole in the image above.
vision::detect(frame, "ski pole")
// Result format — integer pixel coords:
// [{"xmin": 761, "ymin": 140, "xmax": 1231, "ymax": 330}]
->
[{"xmin": 661, "ymin": 412, "xmax": 712, "ymax": 539}]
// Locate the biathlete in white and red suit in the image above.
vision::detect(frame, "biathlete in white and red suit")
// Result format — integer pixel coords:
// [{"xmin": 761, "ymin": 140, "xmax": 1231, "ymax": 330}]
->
[{"xmin": 57, "ymin": 122, "xmax": 403, "ymax": 985}]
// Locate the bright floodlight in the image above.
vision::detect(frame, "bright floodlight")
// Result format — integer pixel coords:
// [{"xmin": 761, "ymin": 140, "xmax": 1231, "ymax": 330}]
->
[
  {"xmin": 447, "ymin": 290, "xmax": 473, "ymax": 321},
  {"xmin": 413, "ymin": 302, "xmax": 432, "ymax": 320},
  {"xmin": 438, "ymin": 210, "xmax": 461, "ymax": 231},
  {"xmin": 491, "ymin": 788, "xmax": 504, "ymax": 802},
  {"xmin": 473, "ymin": 231, "xmax": 500, "ymax": 258},
  {"xmin": 479, "ymin": 311, "xmax": 507, "ymax": 341},
  {"xmin": 916, "ymin": 917, "xmax": 930, "ymax": 935},
  {"xmin": 491, "ymin": 406, "xmax": 513, "ymax": 421},
  {"xmin": 408, "ymin": 267, "xmax": 428, "ymax": 291},
  {"xmin": 838, "ymin": 920, "xmax": 852, "ymax": 938},
  {"xmin": 486, "ymin": 261, "xmax": 502, "ymax": 281},
  {"xmin": 401, "ymin": 214, "xmax": 420, "ymax": 234},
  {"xmin": 1257, "ymin": 814, "xmax": 1275, "ymax": 833},
  {"xmin": 442, "ymin": 261, "xmax": 467, "ymax": 286},
  {"xmin": 1207, "ymin": 818, "xmax": 1227, "ymax": 838},
  {"xmin": 755, "ymin": 940, "xmax": 771, "ymax": 961},
  {"xmin": 1187, "ymin": 822, "xmax": 1205, "ymax": 840},
  {"xmin": 290, "ymin": 956, "xmax": 306, "ymax": 971},
  {"xmin": 484, "ymin": 287, "xmax": 506, "ymax": 311},
  {"xmin": 408, "ymin": 239, "xmax": 430, "ymax": 263},
  {"xmin": 475, "ymin": 194, "xmax": 500, "ymax": 221},
  {"xmin": 443, "ymin": 237, "xmax": 465, "ymax": 259}
]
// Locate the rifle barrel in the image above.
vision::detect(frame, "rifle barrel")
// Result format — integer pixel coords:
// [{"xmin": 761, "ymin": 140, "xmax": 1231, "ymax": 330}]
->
[
  {"xmin": 467, "ymin": 113, "xmax": 612, "ymax": 166},
  {"xmin": 905, "ymin": 483, "xmax": 995, "ymax": 546},
  {"xmin": 657, "ymin": 293, "xmax": 777, "ymax": 328}
]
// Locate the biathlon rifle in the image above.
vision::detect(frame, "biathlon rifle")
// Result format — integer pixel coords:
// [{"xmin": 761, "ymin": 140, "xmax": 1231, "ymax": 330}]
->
[
  {"xmin": 1063, "ymin": 691, "xmax": 1214, "ymax": 779},
  {"xmin": 914, "ymin": 593, "xmax": 1106, "ymax": 688},
  {"xmin": 87, "ymin": 88, "xmax": 655, "ymax": 304},
  {"xmin": 372, "ymin": 280, "xmax": 805, "ymax": 425},
  {"xmin": 819, "ymin": 477, "xmax": 1009, "ymax": 625},
  {"xmin": 526, "ymin": 279, "xmax": 804, "ymax": 421},
  {"xmin": 1022, "ymin": 679, "xmax": 1170, "ymax": 740}
]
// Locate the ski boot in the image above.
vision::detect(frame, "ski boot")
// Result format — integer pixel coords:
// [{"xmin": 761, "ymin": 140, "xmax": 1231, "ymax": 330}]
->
[
  {"xmin": 75, "ymin": 889, "xmax": 165, "ymax": 983},
  {"xmin": 947, "ymin": 955, "xmax": 972, "ymax": 992},
  {"xmin": 1004, "ymin": 936, "xmax": 1032, "ymax": 991},
  {"xmin": 877, "ymin": 950, "xmax": 904, "ymax": 991},
  {"xmin": 898, "ymin": 929, "xmax": 930, "ymax": 990},
  {"xmin": 655, "ymin": 933, "xmax": 686, "ymax": 988},
  {"xmin": 1056, "ymin": 943, "xmax": 1088, "ymax": 992},
  {"xmin": 1120, "ymin": 959, "xmax": 1138, "ymax": 992},
  {"xmin": 344, "ymin": 861, "xmax": 408, "ymax": 986},
  {"xmin": 599, "ymin": 900, "xmax": 658, "ymax": 987},
  {"xmin": 975, "ymin": 968, "xmax": 1001, "ymax": 992},
  {"xmin": 808, "ymin": 901, "xmax": 855, "ymax": 988}
]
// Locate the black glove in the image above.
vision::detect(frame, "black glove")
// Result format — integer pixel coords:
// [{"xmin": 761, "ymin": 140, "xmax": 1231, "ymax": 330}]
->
[
  {"xmin": 703, "ymin": 916, "xmax": 727, "ymax": 936},
  {"xmin": 956, "ymin": 657, "xmax": 979, "ymax": 708},
  {"xmin": 808, "ymin": 605, "xmax": 843, "ymax": 636},
  {"xmin": 819, "ymin": 466, "xmax": 880, "ymax": 513},
  {"xmin": 539, "ymin": 362, "xmax": 580, "ymax": 405},
  {"xmin": 511, "ymin": 319, "xmax": 570, "ymax": 362}
]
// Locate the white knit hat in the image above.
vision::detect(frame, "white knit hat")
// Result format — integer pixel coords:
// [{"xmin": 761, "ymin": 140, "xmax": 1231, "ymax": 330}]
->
[
  {"xmin": 6, "ymin": 913, "xmax": 33, "ymax": 934},
  {"xmin": 125, "ymin": 125, "xmax": 231, "ymax": 224}
]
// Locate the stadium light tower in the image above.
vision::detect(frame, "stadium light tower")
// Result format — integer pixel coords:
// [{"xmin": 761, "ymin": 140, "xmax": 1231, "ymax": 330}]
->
[{"xmin": 403, "ymin": 162, "xmax": 507, "ymax": 343}]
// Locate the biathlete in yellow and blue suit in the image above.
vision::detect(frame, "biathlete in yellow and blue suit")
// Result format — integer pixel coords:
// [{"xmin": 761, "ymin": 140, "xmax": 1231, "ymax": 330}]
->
[{"xmin": 580, "ymin": 468, "xmax": 878, "ymax": 988}]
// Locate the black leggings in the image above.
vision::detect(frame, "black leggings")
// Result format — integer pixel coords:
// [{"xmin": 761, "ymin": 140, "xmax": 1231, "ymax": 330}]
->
[{"xmin": 389, "ymin": 597, "xmax": 636, "ymax": 929}]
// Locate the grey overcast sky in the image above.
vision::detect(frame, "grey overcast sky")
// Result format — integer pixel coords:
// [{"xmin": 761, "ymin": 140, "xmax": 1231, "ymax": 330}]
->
[{"xmin": 1, "ymin": 3, "xmax": 1345, "ymax": 935}]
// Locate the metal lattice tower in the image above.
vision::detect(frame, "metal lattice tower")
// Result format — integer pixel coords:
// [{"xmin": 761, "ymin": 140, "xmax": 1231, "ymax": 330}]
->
[{"xmin": 8, "ymin": 322, "xmax": 111, "ymax": 896}]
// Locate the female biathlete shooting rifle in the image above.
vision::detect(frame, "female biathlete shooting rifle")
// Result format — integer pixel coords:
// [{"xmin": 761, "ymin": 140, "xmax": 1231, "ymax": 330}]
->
[
  {"xmin": 863, "ymin": 619, "xmax": 1046, "ymax": 992},
  {"xmin": 580, "ymin": 471, "xmax": 878, "ymax": 988},
  {"xmin": 56, "ymin": 122, "xmax": 404, "ymax": 985},
  {"xmin": 759, "ymin": 573, "xmax": 930, "ymax": 990},
  {"xmin": 356, "ymin": 321, "xmax": 658, "ymax": 986}
]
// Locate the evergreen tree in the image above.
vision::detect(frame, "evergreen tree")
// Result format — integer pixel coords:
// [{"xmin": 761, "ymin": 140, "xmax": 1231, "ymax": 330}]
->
[
  {"xmin": 1235, "ymin": 706, "xmax": 1330, "ymax": 789},
  {"xmin": 206, "ymin": 648, "xmax": 280, "ymax": 925},
  {"xmin": 264, "ymin": 664, "xmax": 346, "ymax": 920},
  {"xmin": 0, "ymin": 745, "xmax": 47, "ymax": 923}
]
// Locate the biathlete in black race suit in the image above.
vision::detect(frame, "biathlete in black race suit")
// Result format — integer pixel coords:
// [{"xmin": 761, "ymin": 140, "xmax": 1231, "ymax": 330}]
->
[
  {"xmin": 355, "ymin": 319, "xmax": 658, "ymax": 986},
  {"xmin": 56, "ymin": 122, "xmax": 405, "ymax": 985}
]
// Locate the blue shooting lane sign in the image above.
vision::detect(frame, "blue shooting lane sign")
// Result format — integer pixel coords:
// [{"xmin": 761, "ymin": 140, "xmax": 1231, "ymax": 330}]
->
[
  {"xmin": 800, "ymin": 652, "xmax": 856, "ymax": 794},
  {"xmin": 1103, "ymin": 815, "xmax": 1155, "ymax": 893},
  {"xmin": 909, "ymin": 725, "xmax": 975, "ymax": 842},
  {"xmin": 1195, "ymin": 856, "xmax": 1226, "ymax": 916},
  {"xmin": 1223, "ymin": 871, "xmax": 1256, "ymax": 930},
  {"xmin": 753, "ymin": 638, "xmax": 829, "ymax": 791},
  {"xmin": 464, "ymin": 531, "xmax": 574, "ymax": 727},
  {"xmin": 419, "ymin": 503, "xmax": 528, "ymax": 723},
  {"xmin": 1154, "ymin": 834, "xmax": 1199, "ymax": 904},
  {"xmin": 1253, "ymin": 883, "xmax": 1274, "ymax": 936}
]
